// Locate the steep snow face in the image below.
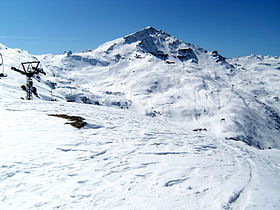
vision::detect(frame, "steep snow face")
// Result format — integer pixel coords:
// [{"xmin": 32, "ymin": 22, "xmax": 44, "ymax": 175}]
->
[{"xmin": 227, "ymin": 56, "xmax": 280, "ymax": 148}]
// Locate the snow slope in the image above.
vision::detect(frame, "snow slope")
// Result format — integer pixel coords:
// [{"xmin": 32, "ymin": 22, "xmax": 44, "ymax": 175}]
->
[
  {"xmin": 0, "ymin": 27, "xmax": 280, "ymax": 209},
  {"xmin": 0, "ymin": 100, "xmax": 279, "ymax": 209}
]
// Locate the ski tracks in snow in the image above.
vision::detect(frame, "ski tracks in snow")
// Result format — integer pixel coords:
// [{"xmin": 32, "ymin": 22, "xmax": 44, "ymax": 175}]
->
[
  {"xmin": 0, "ymin": 100, "xmax": 279, "ymax": 209},
  {"xmin": 223, "ymin": 141, "xmax": 280, "ymax": 210}
]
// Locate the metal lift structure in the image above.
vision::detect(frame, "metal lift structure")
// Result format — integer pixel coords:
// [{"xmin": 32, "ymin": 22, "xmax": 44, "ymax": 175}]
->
[{"xmin": 11, "ymin": 61, "xmax": 46, "ymax": 100}]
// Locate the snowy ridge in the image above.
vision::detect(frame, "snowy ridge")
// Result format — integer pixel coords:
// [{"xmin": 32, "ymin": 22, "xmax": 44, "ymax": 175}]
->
[
  {"xmin": 0, "ymin": 27, "xmax": 280, "ymax": 209},
  {"xmin": 0, "ymin": 43, "xmax": 8, "ymax": 50}
]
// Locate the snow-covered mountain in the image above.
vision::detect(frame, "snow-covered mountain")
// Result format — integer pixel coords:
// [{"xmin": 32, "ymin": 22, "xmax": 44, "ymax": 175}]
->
[
  {"xmin": 0, "ymin": 27, "xmax": 279, "ymax": 209},
  {"xmin": 37, "ymin": 27, "xmax": 280, "ymax": 149}
]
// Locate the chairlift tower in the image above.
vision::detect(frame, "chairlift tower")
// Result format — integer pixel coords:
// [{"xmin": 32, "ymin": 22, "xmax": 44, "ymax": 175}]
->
[{"xmin": 11, "ymin": 61, "xmax": 45, "ymax": 100}]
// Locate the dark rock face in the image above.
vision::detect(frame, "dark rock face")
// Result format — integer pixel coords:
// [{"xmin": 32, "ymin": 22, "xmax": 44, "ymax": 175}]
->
[
  {"xmin": 124, "ymin": 27, "xmax": 170, "ymax": 60},
  {"xmin": 124, "ymin": 27, "xmax": 199, "ymax": 63},
  {"xmin": 177, "ymin": 48, "xmax": 198, "ymax": 62}
]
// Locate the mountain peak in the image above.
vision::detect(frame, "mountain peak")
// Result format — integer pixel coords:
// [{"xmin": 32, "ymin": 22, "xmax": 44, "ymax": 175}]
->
[
  {"xmin": 123, "ymin": 26, "xmax": 183, "ymax": 61},
  {"xmin": 141, "ymin": 26, "xmax": 161, "ymax": 33},
  {"xmin": 124, "ymin": 26, "xmax": 168, "ymax": 41}
]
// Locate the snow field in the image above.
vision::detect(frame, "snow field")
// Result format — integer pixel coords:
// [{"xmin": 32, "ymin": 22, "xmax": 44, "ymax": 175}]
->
[{"xmin": 0, "ymin": 100, "xmax": 279, "ymax": 209}]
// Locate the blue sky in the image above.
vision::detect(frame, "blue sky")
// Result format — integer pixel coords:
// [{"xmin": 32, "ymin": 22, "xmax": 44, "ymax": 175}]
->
[{"xmin": 0, "ymin": 0, "xmax": 279, "ymax": 57}]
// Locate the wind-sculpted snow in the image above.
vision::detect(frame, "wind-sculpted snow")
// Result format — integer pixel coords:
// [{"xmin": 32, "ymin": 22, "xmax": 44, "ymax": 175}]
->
[{"xmin": 0, "ymin": 100, "xmax": 279, "ymax": 209}]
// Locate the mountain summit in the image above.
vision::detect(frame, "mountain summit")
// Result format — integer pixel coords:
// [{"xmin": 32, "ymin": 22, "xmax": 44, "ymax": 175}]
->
[{"xmin": 123, "ymin": 26, "xmax": 199, "ymax": 62}]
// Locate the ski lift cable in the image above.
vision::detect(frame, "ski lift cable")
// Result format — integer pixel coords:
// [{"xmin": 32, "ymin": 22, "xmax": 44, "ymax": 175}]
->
[
  {"xmin": 1, "ymin": 53, "xmax": 36, "ymax": 70},
  {"xmin": 1, "ymin": 57, "xmax": 21, "ymax": 70},
  {"xmin": 0, "ymin": 54, "xmax": 3, "ymax": 73},
  {"xmin": 2, "ymin": 54, "xmax": 43, "ymax": 71},
  {"xmin": 0, "ymin": 54, "xmax": 7, "ymax": 77},
  {"xmin": 0, "ymin": 54, "xmax": 3, "ymax": 65},
  {"xmin": 1, "ymin": 54, "xmax": 24, "ymax": 64},
  {"xmin": 0, "ymin": 53, "xmax": 24, "ymax": 76},
  {"xmin": 3, "ymin": 63, "xmax": 15, "ymax": 68}
]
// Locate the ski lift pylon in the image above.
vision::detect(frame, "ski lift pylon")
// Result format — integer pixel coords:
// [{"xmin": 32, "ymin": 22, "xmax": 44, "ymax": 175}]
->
[
  {"xmin": 0, "ymin": 53, "xmax": 7, "ymax": 78},
  {"xmin": 11, "ymin": 61, "xmax": 45, "ymax": 100}
]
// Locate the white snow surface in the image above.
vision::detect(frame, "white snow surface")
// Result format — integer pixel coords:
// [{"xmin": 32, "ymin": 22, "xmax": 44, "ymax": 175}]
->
[
  {"xmin": 0, "ymin": 27, "xmax": 280, "ymax": 209},
  {"xmin": 0, "ymin": 43, "xmax": 8, "ymax": 50}
]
